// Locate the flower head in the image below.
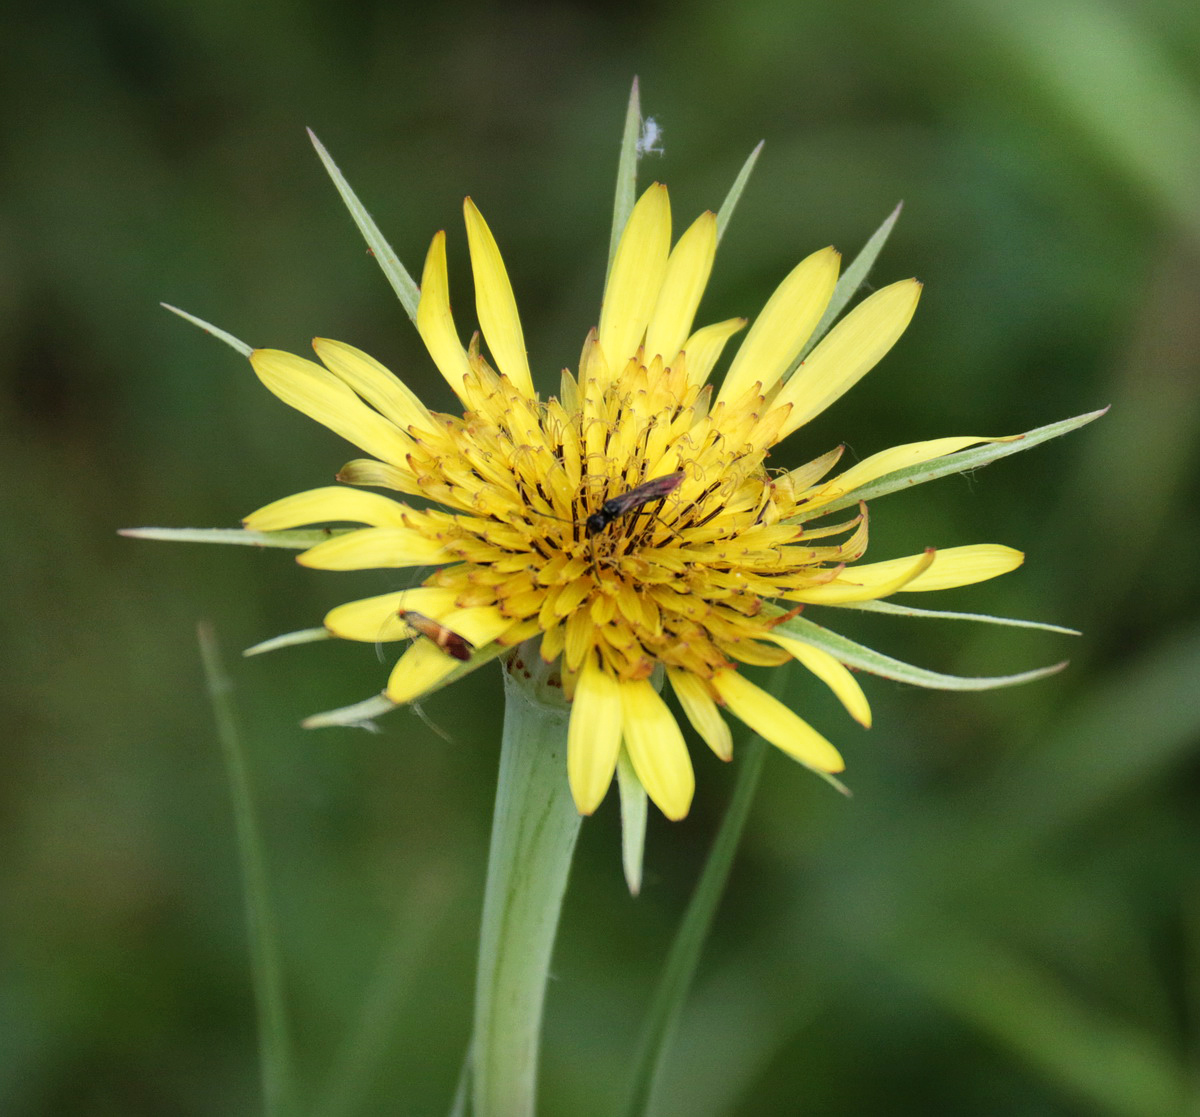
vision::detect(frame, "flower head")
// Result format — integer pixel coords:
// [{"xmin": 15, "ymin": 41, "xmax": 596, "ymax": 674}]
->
[{"xmin": 240, "ymin": 175, "xmax": 1029, "ymax": 822}]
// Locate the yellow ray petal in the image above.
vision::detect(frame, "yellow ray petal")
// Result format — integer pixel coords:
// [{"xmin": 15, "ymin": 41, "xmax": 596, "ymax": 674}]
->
[
  {"xmin": 313, "ymin": 338, "xmax": 433, "ymax": 432},
  {"xmin": 415, "ymin": 231, "xmax": 473, "ymax": 395},
  {"xmin": 567, "ymin": 659, "xmax": 623, "ymax": 814},
  {"xmin": 719, "ymin": 246, "xmax": 841, "ymax": 403},
  {"xmin": 386, "ymin": 639, "xmax": 460, "ymax": 703},
  {"xmin": 667, "ymin": 667, "xmax": 733, "ymax": 760},
  {"xmin": 249, "ymin": 349, "xmax": 414, "ymax": 466},
  {"xmin": 787, "ymin": 550, "xmax": 937, "ymax": 604},
  {"xmin": 296, "ymin": 526, "xmax": 452, "ymax": 569},
  {"xmin": 324, "ymin": 587, "xmax": 460, "ymax": 641},
  {"xmin": 598, "ymin": 183, "xmax": 671, "ymax": 371},
  {"xmin": 385, "ymin": 605, "xmax": 513, "ymax": 703},
  {"xmin": 243, "ymin": 486, "xmax": 412, "ymax": 531},
  {"xmin": 849, "ymin": 543, "xmax": 1025, "ymax": 593},
  {"xmin": 769, "ymin": 638, "xmax": 872, "ymax": 727},
  {"xmin": 802, "ymin": 436, "xmax": 999, "ymax": 510},
  {"xmin": 774, "ymin": 278, "xmax": 922, "ymax": 440},
  {"xmin": 620, "ymin": 678, "xmax": 694, "ymax": 821},
  {"xmin": 644, "ymin": 210, "xmax": 717, "ymax": 365},
  {"xmin": 463, "ymin": 198, "xmax": 535, "ymax": 398},
  {"xmin": 711, "ymin": 669, "xmax": 844, "ymax": 773},
  {"xmin": 336, "ymin": 458, "xmax": 423, "ymax": 496},
  {"xmin": 679, "ymin": 317, "xmax": 747, "ymax": 387}
]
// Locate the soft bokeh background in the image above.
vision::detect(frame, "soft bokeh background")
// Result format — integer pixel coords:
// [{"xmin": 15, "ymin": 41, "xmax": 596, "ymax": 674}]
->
[{"xmin": 4, "ymin": 0, "xmax": 1199, "ymax": 1113}]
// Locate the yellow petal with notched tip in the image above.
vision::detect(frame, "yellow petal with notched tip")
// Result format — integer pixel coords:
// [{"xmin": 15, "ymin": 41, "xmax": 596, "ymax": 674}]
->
[
  {"xmin": 848, "ymin": 543, "xmax": 1025, "ymax": 593},
  {"xmin": 667, "ymin": 667, "xmax": 732, "ymax": 760},
  {"xmin": 567, "ymin": 660, "xmax": 623, "ymax": 814},
  {"xmin": 250, "ymin": 349, "xmax": 415, "ymax": 466},
  {"xmin": 416, "ymin": 231, "xmax": 473, "ymax": 396},
  {"xmin": 774, "ymin": 278, "xmax": 922, "ymax": 440},
  {"xmin": 463, "ymin": 198, "xmax": 534, "ymax": 398},
  {"xmin": 719, "ymin": 246, "xmax": 841, "ymax": 404},
  {"xmin": 324, "ymin": 587, "xmax": 460, "ymax": 641},
  {"xmin": 243, "ymin": 486, "xmax": 412, "ymax": 531},
  {"xmin": 297, "ymin": 526, "xmax": 452, "ymax": 569},
  {"xmin": 803, "ymin": 436, "xmax": 1000, "ymax": 509},
  {"xmin": 598, "ymin": 184, "xmax": 671, "ymax": 371},
  {"xmin": 680, "ymin": 317, "xmax": 747, "ymax": 387},
  {"xmin": 711, "ymin": 669, "xmax": 844, "ymax": 773},
  {"xmin": 644, "ymin": 210, "xmax": 717, "ymax": 365},
  {"xmin": 313, "ymin": 338, "xmax": 433, "ymax": 433},
  {"xmin": 620, "ymin": 678, "xmax": 694, "ymax": 820},
  {"xmin": 769, "ymin": 637, "xmax": 872, "ymax": 727},
  {"xmin": 787, "ymin": 550, "xmax": 937, "ymax": 604}
]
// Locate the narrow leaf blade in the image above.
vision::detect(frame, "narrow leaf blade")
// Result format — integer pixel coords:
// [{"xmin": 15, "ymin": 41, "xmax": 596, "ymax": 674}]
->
[
  {"xmin": 774, "ymin": 615, "xmax": 1068, "ymax": 691},
  {"xmin": 807, "ymin": 408, "xmax": 1109, "ymax": 518},
  {"xmin": 308, "ymin": 129, "xmax": 421, "ymax": 323}
]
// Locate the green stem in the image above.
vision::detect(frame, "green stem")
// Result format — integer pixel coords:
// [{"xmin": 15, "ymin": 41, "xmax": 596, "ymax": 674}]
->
[
  {"xmin": 471, "ymin": 669, "xmax": 582, "ymax": 1117},
  {"xmin": 620, "ymin": 735, "xmax": 769, "ymax": 1117}
]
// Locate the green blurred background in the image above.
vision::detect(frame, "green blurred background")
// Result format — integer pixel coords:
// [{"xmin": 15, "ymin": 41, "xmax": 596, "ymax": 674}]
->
[{"xmin": 3, "ymin": 0, "xmax": 1199, "ymax": 1113}]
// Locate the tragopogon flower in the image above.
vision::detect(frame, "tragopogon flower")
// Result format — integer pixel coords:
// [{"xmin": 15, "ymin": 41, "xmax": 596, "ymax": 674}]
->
[{"xmin": 238, "ymin": 177, "xmax": 1031, "ymax": 822}]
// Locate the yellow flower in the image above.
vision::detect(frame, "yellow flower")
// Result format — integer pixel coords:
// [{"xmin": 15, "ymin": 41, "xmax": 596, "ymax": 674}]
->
[{"xmin": 242, "ymin": 185, "xmax": 1023, "ymax": 821}]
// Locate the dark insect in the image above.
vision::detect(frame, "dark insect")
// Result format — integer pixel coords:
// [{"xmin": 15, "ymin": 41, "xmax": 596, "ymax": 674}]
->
[
  {"xmin": 586, "ymin": 471, "xmax": 686, "ymax": 535},
  {"xmin": 398, "ymin": 609, "xmax": 474, "ymax": 661}
]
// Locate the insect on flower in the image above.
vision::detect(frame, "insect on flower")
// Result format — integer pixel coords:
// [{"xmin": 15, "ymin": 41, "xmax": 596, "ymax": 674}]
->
[
  {"xmin": 585, "ymin": 471, "xmax": 686, "ymax": 535},
  {"xmin": 398, "ymin": 609, "xmax": 474, "ymax": 661}
]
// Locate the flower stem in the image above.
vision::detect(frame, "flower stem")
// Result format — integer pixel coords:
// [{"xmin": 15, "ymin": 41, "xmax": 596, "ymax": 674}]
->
[{"xmin": 471, "ymin": 668, "xmax": 582, "ymax": 1117}]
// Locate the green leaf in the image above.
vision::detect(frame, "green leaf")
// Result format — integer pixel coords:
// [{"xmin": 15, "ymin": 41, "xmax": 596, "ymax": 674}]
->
[
  {"xmin": 796, "ymin": 200, "xmax": 903, "ymax": 363},
  {"xmin": 774, "ymin": 614, "xmax": 1068, "ymax": 691},
  {"xmin": 300, "ymin": 693, "xmax": 398, "ymax": 730},
  {"xmin": 836, "ymin": 599, "xmax": 1081, "ymax": 636},
  {"xmin": 307, "ymin": 129, "xmax": 421, "ymax": 323},
  {"xmin": 608, "ymin": 77, "xmax": 643, "ymax": 279},
  {"xmin": 197, "ymin": 624, "xmax": 296, "ymax": 1117},
  {"xmin": 243, "ymin": 628, "xmax": 332, "ymax": 657},
  {"xmin": 616, "ymin": 750, "xmax": 648, "ymax": 896},
  {"xmin": 715, "ymin": 141, "xmax": 764, "ymax": 244},
  {"xmin": 161, "ymin": 303, "xmax": 252, "ymax": 357},
  {"xmin": 805, "ymin": 408, "xmax": 1109, "ymax": 518},
  {"xmin": 119, "ymin": 526, "xmax": 351, "ymax": 549},
  {"xmin": 300, "ymin": 642, "xmax": 509, "ymax": 729}
]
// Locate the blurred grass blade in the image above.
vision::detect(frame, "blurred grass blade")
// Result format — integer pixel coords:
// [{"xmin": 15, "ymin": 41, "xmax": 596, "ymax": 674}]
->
[
  {"xmin": 842, "ymin": 599, "xmax": 1081, "ymax": 635},
  {"xmin": 608, "ymin": 77, "xmax": 643, "ymax": 278},
  {"xmin": 621, "ymin": 734, "xmax": 770, "ymax": 1117},
  {"xmin": 120, "ymin": 526, "xmax": 347, "ymax": 549},
  {"xmin": 197, "ymin": 623, "xmax": 295, "ymax": 1117},
  {"xmin": 715, "ymin": 141, "xmax": 764, "ymax": 243},
  {"xmin": 775, "ymin": 615, "xmax": 1067, "ymax": 691},
  {"xmin": 616, "ymin": 750, "xmax": 648, "ymax": 896},
  {"xmin": 244, "ymin": 628, "xmax": 332, "ymax": 656},
  {"xmin": 806, "ymin": 408, "xmax": 1108, "ymax": 518},
  {"xmin": 796, "ymin": 201, "xmax": 903, "ymax": 362},
  {"xmin": 895, "ymin": 929, "xmax": 1188, "ymax": 1117},
  {"xmin": 161, "ymin": 303, "xmax": 253, "ymax": 357},
  {"xmin": 308, "ymin": 129, "xmax": 421, "ymax": 323}
]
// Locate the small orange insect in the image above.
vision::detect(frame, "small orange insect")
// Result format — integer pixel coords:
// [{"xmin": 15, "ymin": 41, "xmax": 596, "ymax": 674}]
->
[{"xmin": 398, "ymin": 609, "xmax": 474, "ymax": 661}]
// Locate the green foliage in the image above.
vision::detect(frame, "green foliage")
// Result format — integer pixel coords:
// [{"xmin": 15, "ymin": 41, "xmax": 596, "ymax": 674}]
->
[{"xmin": 3, "ymin": 0, "xmax": 1199, "ymax": 1114}]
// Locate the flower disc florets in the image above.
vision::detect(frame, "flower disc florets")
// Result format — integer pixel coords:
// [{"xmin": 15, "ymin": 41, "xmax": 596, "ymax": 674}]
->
[{"xmin": 241, "ymin": 183, "xmax": 1025, "ymax": 820}]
